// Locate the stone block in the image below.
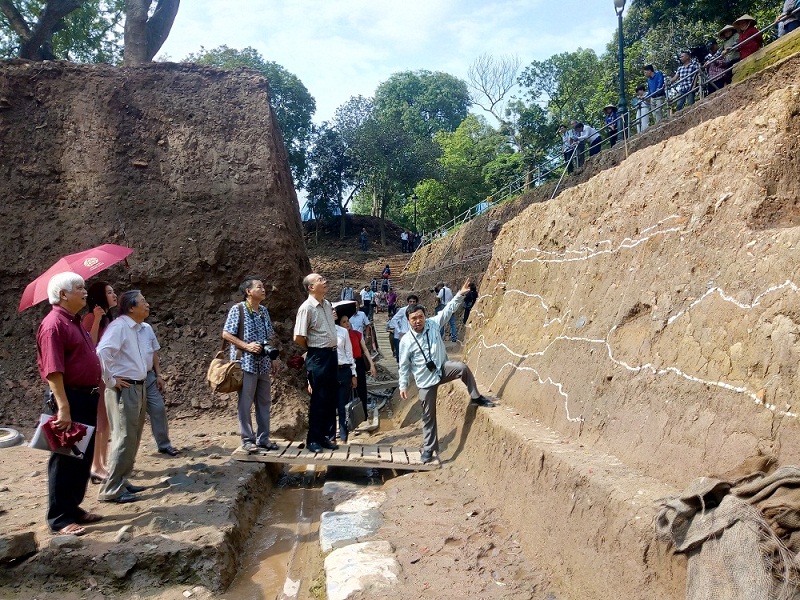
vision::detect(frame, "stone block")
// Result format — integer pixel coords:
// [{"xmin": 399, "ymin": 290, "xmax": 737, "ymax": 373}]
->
[
  {"xmin": 324, "ymin": 541, "xmax": 400, "ymax": 600},
  {"xmin": 319, "ymin": 509, "xmax": 382, "ymax": 553}
]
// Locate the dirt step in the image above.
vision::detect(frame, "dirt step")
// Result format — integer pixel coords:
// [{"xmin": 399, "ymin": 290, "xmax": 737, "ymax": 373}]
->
[{"xmin": 434, "ymin": 390, "xmax": 686, "ymax": 599}]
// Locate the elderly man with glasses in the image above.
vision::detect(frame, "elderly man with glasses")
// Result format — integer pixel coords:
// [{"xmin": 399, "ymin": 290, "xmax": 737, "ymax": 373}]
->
[
  {"xmin": 294, "ymin": 273, "xmax": 340, "ymax": 453},
  {"xmin": 96, "ymin": 290, "xmax": 151, "ymax": 504}
]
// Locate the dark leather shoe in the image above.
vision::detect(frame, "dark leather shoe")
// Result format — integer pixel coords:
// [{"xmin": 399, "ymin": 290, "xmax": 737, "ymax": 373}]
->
[
  {"xmin": 320, "ymin": 439, "xmax": 339, "ymax": 450},
  {"xmin": 470, "ymin": 395, "xmax": 496, "ymax": 408},
  {"xmin": 159, "ymin": 446, "xmax": 180, "ymax": 456},
  {"xmin": 104, "ymin": 492, "xmax": 139, "ymax": 504},
  {"xmin": 420, "ymin": 450, "xmax": 433, "ymax": 464},
  {"xmin": 125, "ymin": 484, "xmax": 146, "ymax": 494},
  {"xmin": 307, "ymin": 442, "xmax": 323, "ymax": 453}
]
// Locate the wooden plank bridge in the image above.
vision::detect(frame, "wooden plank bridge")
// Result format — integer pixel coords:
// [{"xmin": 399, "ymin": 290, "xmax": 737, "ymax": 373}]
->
[{"xmin": 231, "ymin": 439, "xmax": 438, "ymax": 471}]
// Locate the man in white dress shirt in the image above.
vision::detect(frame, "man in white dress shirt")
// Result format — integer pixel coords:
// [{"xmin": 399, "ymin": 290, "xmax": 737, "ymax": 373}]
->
[{"xmin": 96, "ymin": 290, "xmax": 150, "ymax": 503}]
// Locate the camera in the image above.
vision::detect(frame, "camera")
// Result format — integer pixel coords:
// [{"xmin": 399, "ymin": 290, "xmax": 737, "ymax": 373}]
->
[
  {"xmin": 259, "ymin": 342, "xmax": 280, "ymax": 360},
  {"xmin": 425, "ymin": 360, "xmax": 437, "ymax": 372}
]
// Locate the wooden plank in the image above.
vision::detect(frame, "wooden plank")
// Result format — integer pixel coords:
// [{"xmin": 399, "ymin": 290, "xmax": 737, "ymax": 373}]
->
[
  {"xmin": 391, "ymin": 447, "xmax": 409, "ymax": 465},
  {"xmin": 360, "ymin": 445, "xmax": 382, "ymax": 462},
  {"xmin": 230, "ymin": 444, "xmax": 438, "ymax": 471},
  {"xmin": 282, "ymin": 441, "xmax": 305, "ymax": 460},
  {"xmin": 405, "ymin": 448, "xmax": 425, "ymax": 465},
  {"xmin": 330, "ymin": 444, "xmax": 351, "ymax": 461},
  {"xmin": 377, "ymin": 447, "xmax": 394, "ymax": 463}
]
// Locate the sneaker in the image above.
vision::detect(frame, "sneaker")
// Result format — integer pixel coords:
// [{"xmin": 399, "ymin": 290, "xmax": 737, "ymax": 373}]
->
[
  {"xmin": 257, "ymin": 441, "xmax": 279, "ymax": 452},
  {"xmin": 241, "ymin": 441, "xmax": 259, "ymax": 454},
  {"xmin": 470, "ymin": 395, "xmax": 496, "ymax": 408},
  {"xmin": 420, "ymin": 450, "xmax": 433, "ymax": 464}
]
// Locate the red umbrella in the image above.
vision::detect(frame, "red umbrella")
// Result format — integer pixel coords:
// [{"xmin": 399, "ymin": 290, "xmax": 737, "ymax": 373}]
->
[{"xmin": 19, "ymin": 244, "xmax": 134, "ymax": 312}]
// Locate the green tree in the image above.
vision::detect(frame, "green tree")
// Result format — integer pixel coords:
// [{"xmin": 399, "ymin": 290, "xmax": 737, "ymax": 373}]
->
[
  {"xmin": 0, "ymin": 0, "xmax": 124, "ymax": 61},
  {"xmin": 410, "ymin": 114, "xmax": 511, "ymax": 232},
  {"xmin": 306, "ymin": 122, "xmax": 356, "ymax": 239},
  {"xmin": 186, "ymin": 46, "xmax": 316, "ymax": 187},
  {"xmin": 518, "ymin": 48, "xmax": 608, "ymax": 128},
  {"xmin": 632, "ymin": 0, "xmax": 776, "ymax": 28},
  {"xmin": 374, "ymin": 70, "xmax": 471, "ymax": 138}
]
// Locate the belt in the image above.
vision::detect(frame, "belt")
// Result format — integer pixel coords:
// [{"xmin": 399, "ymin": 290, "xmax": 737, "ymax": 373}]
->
[
  {"xmin": 121, "ymin": 378, "xmax": 145, "ymax": 385},
  {"xmin": 338, "ymin": 364, "xmax": 353, "ymax": 369},
  {"xmin": 65, "ymin": 385, "xmax": 100, "ymax": 395},
  {"xmin": 308, "ymin": 346, "xmax": 337, "ymax": 352}
]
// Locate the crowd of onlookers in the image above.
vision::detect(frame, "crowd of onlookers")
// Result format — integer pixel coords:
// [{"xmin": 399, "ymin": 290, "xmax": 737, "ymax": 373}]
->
[{"xmin": 559, "ymin": 4, "xmax": 800, "ymax": 171}]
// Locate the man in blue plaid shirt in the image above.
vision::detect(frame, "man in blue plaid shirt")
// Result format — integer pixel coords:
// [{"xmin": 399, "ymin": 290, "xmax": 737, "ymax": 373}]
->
[
  {"xmin": 670, "ymin": 51, "xmax": 700, "ymax": 111},
  {"xmin": 222, "ymin": 276, "xmax": 281, "ymax": 453}
]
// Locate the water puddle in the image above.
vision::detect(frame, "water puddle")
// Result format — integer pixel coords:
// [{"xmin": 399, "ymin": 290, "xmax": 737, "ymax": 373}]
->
[
  {"xmin": 222, "ymin": 466, "xmax": 385, "ymax": 600},
  {"xmin": 222, "ymin": 470, "xmax": 324, "ymax": 600}
]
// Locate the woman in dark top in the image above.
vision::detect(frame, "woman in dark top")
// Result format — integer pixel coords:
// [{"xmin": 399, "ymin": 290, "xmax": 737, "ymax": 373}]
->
[
  {"xmin": 463, "ymin": 283, "xmax": 478, "ymax": 324},
  {"xmin": 81, "ymin": 280, "xmax": 117, "ymax": 483}
]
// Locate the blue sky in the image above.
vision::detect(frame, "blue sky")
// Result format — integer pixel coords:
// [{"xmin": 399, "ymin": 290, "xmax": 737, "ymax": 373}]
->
[{"xmin": 159, "ymin": 0, "xmax": 622, "ymax": 124}]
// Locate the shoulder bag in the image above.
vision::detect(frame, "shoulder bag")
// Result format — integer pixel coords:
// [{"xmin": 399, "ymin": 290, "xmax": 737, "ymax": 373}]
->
[{"xmin": 207, "ymin": 303, "xmax": 245, "ymax": 393}]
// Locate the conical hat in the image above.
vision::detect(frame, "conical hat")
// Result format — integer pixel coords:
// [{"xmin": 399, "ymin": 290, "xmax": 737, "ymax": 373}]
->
[{"xmin": 733, "ymin": 14, "xmax": 756, "ymax": 25}]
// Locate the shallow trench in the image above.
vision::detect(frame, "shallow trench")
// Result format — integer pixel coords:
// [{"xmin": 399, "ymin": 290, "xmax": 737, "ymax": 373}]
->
[{"xmin": 224, "ymin": 464, "xmax": 386, "ymax": 600}]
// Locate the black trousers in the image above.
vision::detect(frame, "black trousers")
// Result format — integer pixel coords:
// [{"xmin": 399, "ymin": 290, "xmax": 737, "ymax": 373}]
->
[
  {"xmin": 305, "ymin": 347, "xmax": 337, "ymax": 445},
  {"xmin": 46, "ymin": 387, "xmax": 98, "ymax": 531},
  {"xmin": 355, "ymin": 356, "xmax": 368, "ymax": 416},
  {"xmin": 330, "ymin": 366, "xmax": 353, "ymax": 442}
]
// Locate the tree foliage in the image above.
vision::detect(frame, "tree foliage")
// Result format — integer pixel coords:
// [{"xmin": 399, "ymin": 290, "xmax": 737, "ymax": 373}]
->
[
  {"xmin": 518, "ymin": 48, "xmax": 608, "ymax": 128},
  {"xmin": 305, "ymin": 121, "xmax": 356, "ymax": 237},
  {"xmin": 185, "ymin": 46, "xmax": 316, "ymax": 188},
  {"xmin": 409, "ymin": 114, "xmax": 511, "ymax": 231},
  {"xmin": 0, "ymin": 0, "xmax": 123, "ymax": 61},
  {"xmin": 374, "ymin": 70, "xmax": 471, "ymax": 138},
  {"xmin": 343, "ymin": 70, "xmax": 472, "ymax": 239},
  {"xmin": 632, "ymin": 0, "xmax": 777, "ymax": 28}
]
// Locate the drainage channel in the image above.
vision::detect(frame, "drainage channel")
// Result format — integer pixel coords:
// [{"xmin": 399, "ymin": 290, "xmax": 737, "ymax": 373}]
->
[{"xmin": 222, "ymin": 465, "xmax": 385, "ymax": 600}]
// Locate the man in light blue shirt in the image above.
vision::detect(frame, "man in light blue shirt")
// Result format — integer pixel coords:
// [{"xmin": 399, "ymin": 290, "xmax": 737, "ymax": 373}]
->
[{"xmin": 398, "ymin": 279, "xmax": 495, "ymax": 464}]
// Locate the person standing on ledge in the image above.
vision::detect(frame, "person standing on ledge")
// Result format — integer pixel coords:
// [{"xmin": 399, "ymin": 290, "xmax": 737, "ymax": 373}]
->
[
  {"xmin": 294, "ymin": 273, "xmax": 340, "ymax": 454},
  {"xmin": 398, "ymin": 278, "xmax": 495, "ymax": 464}
]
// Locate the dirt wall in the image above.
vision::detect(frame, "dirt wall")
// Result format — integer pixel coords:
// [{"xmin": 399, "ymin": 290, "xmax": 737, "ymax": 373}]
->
[
  {"xmin": 0, "ymin": 61, "xmax": 311, "ymax": 428},
  {"xmin": 468, "ymin": 87, "xmax": 800, "ymax": 488}
]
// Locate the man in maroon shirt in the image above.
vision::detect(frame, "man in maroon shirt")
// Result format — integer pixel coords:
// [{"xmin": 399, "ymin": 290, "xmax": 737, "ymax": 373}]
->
[{"xmin": 36, "ymin": 272, "xmax": 103, "ymax": 536}]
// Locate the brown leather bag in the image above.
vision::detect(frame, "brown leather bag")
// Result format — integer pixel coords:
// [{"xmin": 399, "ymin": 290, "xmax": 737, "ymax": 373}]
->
[{"xmin": 207, "ymin": 304, "xmax": 244, "ymax": 393}]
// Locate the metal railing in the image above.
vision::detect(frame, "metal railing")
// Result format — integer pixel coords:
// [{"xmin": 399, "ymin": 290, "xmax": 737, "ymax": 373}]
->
[{"xmin": 409, "ymin": 15, "xmax": 785, "ymax": 257}]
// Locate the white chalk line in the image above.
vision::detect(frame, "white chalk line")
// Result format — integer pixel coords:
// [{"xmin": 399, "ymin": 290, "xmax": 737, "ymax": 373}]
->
[{"xmin": 467, "ymin": 218, "xmax": 799, "ymax": 420}]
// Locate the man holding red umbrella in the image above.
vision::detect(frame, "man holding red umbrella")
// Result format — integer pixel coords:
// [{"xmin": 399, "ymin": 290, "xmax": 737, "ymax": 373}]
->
[{"xmin": 36, "ymin": 272, "xmax": 103, "ymax": 536}]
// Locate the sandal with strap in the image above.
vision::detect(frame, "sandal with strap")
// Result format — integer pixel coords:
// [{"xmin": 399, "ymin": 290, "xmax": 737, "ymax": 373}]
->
[{"xmin": 55, "ymin": 523, "xmax": 86, "ymax": 536}]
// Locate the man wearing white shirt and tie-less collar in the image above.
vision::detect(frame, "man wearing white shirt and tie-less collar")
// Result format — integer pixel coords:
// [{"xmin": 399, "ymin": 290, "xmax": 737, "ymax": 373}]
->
[
  {"xmin": 398, "ymin": 279, "xmax": 495, "ymax": 464},
  {"xmin": 96, "ymin": 290, "xmax": 150, "ymax": 504}
]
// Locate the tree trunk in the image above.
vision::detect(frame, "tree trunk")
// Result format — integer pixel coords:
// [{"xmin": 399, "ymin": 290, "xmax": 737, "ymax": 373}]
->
[
  {"xmin": 123, "ymin": 0, "xmax": 179, "ymax": 65},
  {"xmin": 3, "ymin": 0, "xmax": 84, "ymax": 60},
  {"xmin": 379, "ymin": 194, "xmax": 387, "ymax": 247},
  {"xmin": 123, "ymin": 0, "xmax": 149, "ymax": 64},
  {"xmin": 371, "ymin": 188, "xmax": 380, "ymax": 217},
  {"xmin": 145, "ymin": 0, "xmax": 179, "ymax": 60}
]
